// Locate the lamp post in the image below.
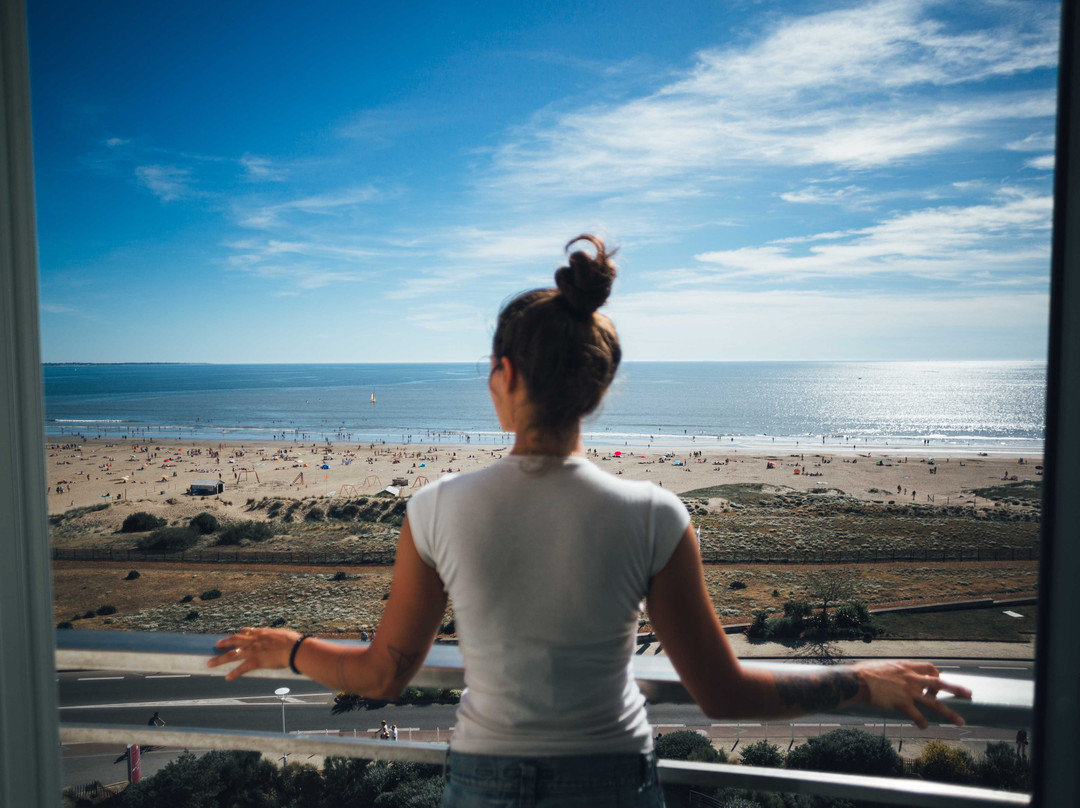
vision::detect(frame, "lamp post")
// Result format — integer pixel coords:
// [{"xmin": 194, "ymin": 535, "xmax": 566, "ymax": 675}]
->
[{"xmin": 275, "ymin": 687, "xmax": 290, "ymax": 765}]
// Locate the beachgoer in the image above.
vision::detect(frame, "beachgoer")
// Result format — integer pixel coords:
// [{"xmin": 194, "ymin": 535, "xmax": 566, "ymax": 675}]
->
[
  {"xmin": 1016, "ymin": 728, "xmax": 1028, "ymax": 758},
  {"xmin": 208, "ymin": 235, "xmax": 971, "ymax": 807},
  {"xmin": 391, "ymin": 724, "xmax": 398, "ymax": 741},
  {"xmin": 148, "ymin": 711, "xmax": 165, "ymax": 727}
]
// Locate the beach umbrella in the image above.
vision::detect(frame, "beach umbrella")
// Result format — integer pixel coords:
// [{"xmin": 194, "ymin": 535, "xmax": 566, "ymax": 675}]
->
[{"xmin": 614, "ymin": 451, "xmax": 622, "ymax": 456}]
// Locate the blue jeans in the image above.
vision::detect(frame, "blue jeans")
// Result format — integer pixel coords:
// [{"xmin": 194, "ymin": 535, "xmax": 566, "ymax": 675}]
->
[{"xmin": 441, "ymin": 750, "xmax": 666, "ymax": 808}]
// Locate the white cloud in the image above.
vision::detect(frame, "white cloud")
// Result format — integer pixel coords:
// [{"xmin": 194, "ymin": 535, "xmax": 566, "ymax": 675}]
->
[
  {"xmin": 240, "ymin": 154, "xmax": 287, "ymax": 182},
  {"xmin": 1007, "ymin": 132, "xmax": 1056, "ymax": 151},
  {"xmin": 692, "ymin": 191, "xmax": 1051, "ymax": 283},
  {"xmin": 105, "ymin": 137, "xmax": 129, "ymax": 147},
  {"xmin": 40, "ymin": 303, "xmax": 80, "ymax": 314},
  {"xmin": 483, "ymin": 0, "xmax": 1058, "ymax": 197},
  {"xmin": 236, "ymin": 186, "xmax": 382, "ymax": 229},
  {"xmin": 134, "ymin": 165, "xmax": 192, "ymax": 201},
  {"xmin": 1026, "ymin": 154, "xmax": 1055, "ymax": 170},
  {"xmin": 780, "ymin": 185, "xmax": 866, "ymax": 205}
]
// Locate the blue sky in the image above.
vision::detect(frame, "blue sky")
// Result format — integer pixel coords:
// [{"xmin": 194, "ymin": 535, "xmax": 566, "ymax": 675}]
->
[{"xmin": 29, "ymin": 0, "xmax": 1059, "ymax": 363}]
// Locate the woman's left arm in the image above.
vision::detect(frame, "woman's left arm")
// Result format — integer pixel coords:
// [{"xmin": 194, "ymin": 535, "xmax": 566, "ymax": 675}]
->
[{"xmin": 207, "ymin": 516, "xmax": 448, "ymax": 699}]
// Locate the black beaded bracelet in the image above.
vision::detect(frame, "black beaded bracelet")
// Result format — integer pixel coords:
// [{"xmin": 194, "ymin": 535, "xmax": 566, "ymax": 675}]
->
[{"xmin": 289, "ymin": 634, "xmax": 312, "ymax": 674}]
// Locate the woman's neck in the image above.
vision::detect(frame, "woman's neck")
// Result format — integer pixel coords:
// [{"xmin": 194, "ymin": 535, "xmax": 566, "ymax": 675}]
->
[{"xmin": 510, "ymin": 425, "xmax": 584, "ymax": 458}]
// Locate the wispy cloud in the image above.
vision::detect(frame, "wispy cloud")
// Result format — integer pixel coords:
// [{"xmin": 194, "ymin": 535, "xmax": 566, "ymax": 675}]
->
[
  {"xmin": 482, "ymin": 0, "xmax": 1057, "ymax": 198},
  {"xmin": 1007, "ymin": 132, "xmax": 1056, "ymax": 151},
  {"xmin": 236, "ymin": 186, "xmax": 383, "ymax": 229},
  {"xmin": 1026, "ymin": 154, "xmax": 1055, "ymax": 170},
  {"xmin": 40, "ymin": 303, "xmax": 80, "ymax": 314},
  {"xmin": 240, "ymin": 154, "xmax": 287, "ymax": 182},
  {"xmin": 105, "ymin": 137, "xmax": 129, "ymax": 147},
  {"xmin": 692, "ymin": 190, "xmax": 1051, "ymax": 284},
  {"xmin": 780, "ymin": 185, "xmax": 867, "ymax": 206},
  {"xmin": 134, "ymin": 164, "xmax": 193, "ymax": 201}
]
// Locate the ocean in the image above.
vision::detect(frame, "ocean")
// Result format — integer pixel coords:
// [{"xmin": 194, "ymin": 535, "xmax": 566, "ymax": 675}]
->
[{"xmin": 42, "ymin": 360, "xmax": 1046, "ymax": 452}]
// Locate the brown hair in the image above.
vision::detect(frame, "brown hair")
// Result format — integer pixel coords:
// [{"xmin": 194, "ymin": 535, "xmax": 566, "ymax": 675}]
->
[{"xmin": 492, "ymin": 235, "xmax": 621, "ymax": 435}]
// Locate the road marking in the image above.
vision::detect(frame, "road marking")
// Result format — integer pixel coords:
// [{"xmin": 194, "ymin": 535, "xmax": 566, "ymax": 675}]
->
[
  {"xmin": 935, "ymin": 665, "xmax": 960, "ymax": 669},
  {"xmin": 77, "ymin": 676, "xmax": 123, "ymax": 681},
  {"xmin": 792, "ymin": 723, "xmax": 840, "ymax": 727},
  {"xmin": 146, "ymin": 674, "xmax": 191, "ymax": 679},
  {"xmin": 654, "ymin": 723, "xmax": 685, "ymax": 727},
  {"xmin": 978, "ymin": 665, "xmax": 1027, "ymax": 670}
]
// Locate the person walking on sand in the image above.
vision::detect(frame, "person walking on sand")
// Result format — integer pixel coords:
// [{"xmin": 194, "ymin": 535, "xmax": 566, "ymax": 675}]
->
[{"xmin": 209, "ymin": 235, "xmax": 972, "ymax": 808}]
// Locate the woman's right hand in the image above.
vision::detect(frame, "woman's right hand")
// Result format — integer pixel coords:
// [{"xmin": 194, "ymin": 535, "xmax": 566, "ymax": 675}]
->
[
  {"xmin": 207, "ymin": 627, "xmax": 300, "ymax": 681},
  {"xmin": 851, "ymin": 660, "xmax": 972, "ymax": 729}
]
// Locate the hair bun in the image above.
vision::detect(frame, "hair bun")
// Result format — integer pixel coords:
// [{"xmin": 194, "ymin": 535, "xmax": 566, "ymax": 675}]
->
[{"xmin": 554, "ymin": 235, "xmax": 617, "ymax": 314}]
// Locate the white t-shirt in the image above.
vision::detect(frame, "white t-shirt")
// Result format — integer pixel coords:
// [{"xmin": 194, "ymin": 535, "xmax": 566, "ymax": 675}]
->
[{"xmin": 407, "ymin": 454, "xmax": 689, "ymax": 756}]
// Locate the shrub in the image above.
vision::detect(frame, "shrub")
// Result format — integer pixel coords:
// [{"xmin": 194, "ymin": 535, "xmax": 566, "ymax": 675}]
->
[
  {"xmin": 216, "ymin": 520, "xmax": 274, "ymax": 545},
  {"xmin": 184, "ymin": 610, "xmax": 200, "ymax": 621},
  {"xmin": 305, "ymin": 506, "xmax": 325, "ymax": 522},
  {"xmin": 137, "ymin": 527, "xmax": 197, "ymax": 553},
  {"xmin": 200, "ymin": 588, "xmax": 222, "ymax": 601},
  {"xmin": 728, "ymin": 580, "xmax": 748, "ymax": 590},
  {"xmin": 96, "ymin": 604, "xmax": 117, "ymax": 616},
  {"xmin": 739, "ymin": 740, "xmax": 785, "ymax": 768},
  {"xmin": 766, "ymin": 615, "xmax": 805, "ymax": 639},
  {"xmin": 123, "ymin": 569, "xmax": 141, "ymax": 580},
  {"xmin": 180, "ymin": 594, "xmax": 194, "ymax": 603},
  {"xmin": 332, "ymin": 570, "xmax": 349, "ymax": 581},
  {"xmin": 748, "ymin": 610, "xmax": 769, "ymax": 638},
  {"xmin": 440, "ymin": 618, "xmax": 456, "ymax": 634},
  {"xmin": 786, "ymin": 728, "xmax": 902, "ymax": 777},
  {"xmin": 57, "ymin": 621, "xmax": 74, "ymax": 629},
  {"xmin": 655, "ymin": 730, "xmax": 726, "ymax": 763},
  {"xmin": 120, "ymin": 511, "xmax": 166, "ymax": 533},
  {"xmin": 189, "ymin": 512, "xmax": 220, "ymax": 534},
  {"xmin": 834, "ymin": 600, "xmax": 872, "ymax": 631},
  {"xmin": 976, "ymin": 741, "xmax": 1030, "ymax": 792},
  {"xmin": 82, "ymin": 610, "xmax": 95, "ymax": 620},
  {"xmin": 916, "ymin": 740, "xmax": 975, "ymax": 785},
  {"xmin": 783, "ymin": 600, "xmax": 813, "ymax": 619}
]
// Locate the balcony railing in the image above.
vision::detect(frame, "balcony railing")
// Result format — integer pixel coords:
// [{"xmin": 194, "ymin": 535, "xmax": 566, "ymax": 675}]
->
[{"xmin": 57, "ymin": 630, "xmax": 1031, "ymax": 808}]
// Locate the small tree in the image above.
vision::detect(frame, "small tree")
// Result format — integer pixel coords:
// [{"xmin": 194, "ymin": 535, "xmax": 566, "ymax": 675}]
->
[
  {"xmin": 805, "ymin": 573, "xmax": 857, "ymax": 625},
  {"xmin": 738, "ymin": 740, "xmax": 785, "ymax": 768},
  {"xmin": 655, "ymin": 730, "xmax": 727, "ymax": 763},
  {"xmin": 786, "ymin": 728, "xmax": 902, "ymax": 777}
]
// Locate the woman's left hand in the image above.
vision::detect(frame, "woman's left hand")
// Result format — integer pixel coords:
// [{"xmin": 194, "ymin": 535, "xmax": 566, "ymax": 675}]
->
[{"xmin": 207, "ymin": 627, "xmax": 301, "ymax": 681}]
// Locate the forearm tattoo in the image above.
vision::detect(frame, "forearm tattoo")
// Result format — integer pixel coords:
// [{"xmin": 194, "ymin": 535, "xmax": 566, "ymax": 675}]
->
[
  {"xmin": 775, "ymin": 669, "xmax": 860, "ymax": 713},
  {"xmin": 388, "ymin": 645, "xmax": 421, "ymax": 680}
]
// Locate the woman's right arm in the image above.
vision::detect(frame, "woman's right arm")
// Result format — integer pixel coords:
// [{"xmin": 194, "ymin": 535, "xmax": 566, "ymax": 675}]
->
[{"xmin": 645, "ymin": 525, "xmax": 971, "ymax": 729}]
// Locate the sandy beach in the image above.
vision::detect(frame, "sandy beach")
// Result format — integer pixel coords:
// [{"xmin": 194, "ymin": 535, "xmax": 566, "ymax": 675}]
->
[
  {"xmin": 47, "ymin": 437, "xmax": 1041, "ymax": 635},
  {"xmin": 45, "ymin": 437, "xmax": 1043, "ymax": 518}
]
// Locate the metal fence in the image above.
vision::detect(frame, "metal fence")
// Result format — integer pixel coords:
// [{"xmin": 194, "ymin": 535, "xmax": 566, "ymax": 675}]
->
[
  {"xmin": 56, "ymin": 630, "xmax": 1032, "ymax": 808},
  {"xmin": 51, "ymin": 547, "xmax": 398, "ymax": 565}
]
